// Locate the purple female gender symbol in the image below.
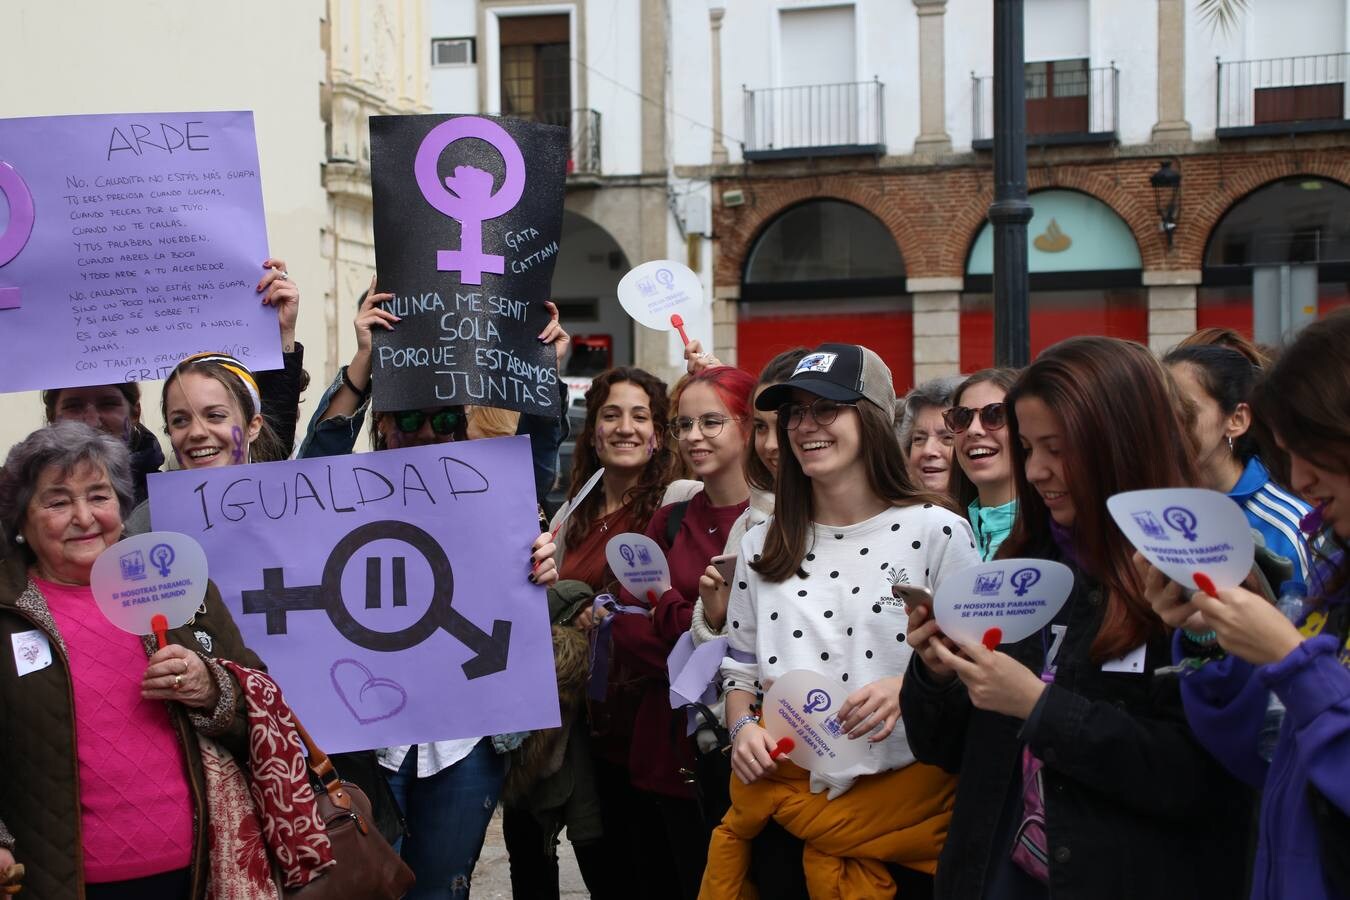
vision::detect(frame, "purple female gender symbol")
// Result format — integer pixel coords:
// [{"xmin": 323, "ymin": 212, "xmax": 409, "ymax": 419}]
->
[
  {"xmin": 413, "ymin": 117, "xmax": 526, "ymax": 286},
  {"xmin": 0, "ymin": 161, "xmax": 37, "ymax": 310}
]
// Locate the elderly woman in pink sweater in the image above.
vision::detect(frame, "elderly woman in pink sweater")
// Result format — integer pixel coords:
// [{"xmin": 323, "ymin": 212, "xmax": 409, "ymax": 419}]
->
[{"xmin": 0, "ymin": 421, "xmax": 264, "ymax": 900}]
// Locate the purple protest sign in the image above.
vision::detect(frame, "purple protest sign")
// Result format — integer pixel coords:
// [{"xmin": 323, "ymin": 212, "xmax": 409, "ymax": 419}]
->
[
  {"xmin": 0, "ymin": 111, "xmax": 278, "ymax": 393},
  {"xmin": 147, "ymin": 435, "xmax": 560, "ymax": 753}
]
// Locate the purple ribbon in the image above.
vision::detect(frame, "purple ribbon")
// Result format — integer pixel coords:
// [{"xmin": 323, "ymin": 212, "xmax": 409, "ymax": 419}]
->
[{"xmin": 587, "ymin": 593, "xmax": 651, "ymax": 701}]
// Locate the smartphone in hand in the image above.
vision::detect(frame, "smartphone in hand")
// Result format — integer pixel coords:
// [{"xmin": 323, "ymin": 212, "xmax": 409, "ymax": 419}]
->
[
  {"xmin": 712, "ymin": 554, "xmax": 738, "ymax": 584},
  {"xmin": 893, "ymin": 583, "xmax": 934, "ymax": 614}
]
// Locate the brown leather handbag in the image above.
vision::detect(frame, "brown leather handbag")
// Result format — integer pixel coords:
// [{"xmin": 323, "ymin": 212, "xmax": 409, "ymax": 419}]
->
[{"xmin": 286, "ymin": 718, "xmax": 416, "ymax": 900}]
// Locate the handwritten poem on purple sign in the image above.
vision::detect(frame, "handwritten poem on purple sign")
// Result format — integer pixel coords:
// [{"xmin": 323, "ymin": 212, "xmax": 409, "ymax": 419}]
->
[
  {"xmin": 0, "ymin": 111, "xmax": 277, "ymax": 392},
  {"xmin": 147, "ymin": 435, "xmax": 560, "ymax": 753}
]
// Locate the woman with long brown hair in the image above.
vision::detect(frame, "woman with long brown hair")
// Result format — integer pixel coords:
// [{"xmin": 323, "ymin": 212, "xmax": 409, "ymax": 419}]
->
[
  {"xmin": 708, "ymin": 344, "xmax": 979, "ymax": 898},
  {"xmin": 901, "ymin": 337, "xmax": 1249, "ymax": 899}
]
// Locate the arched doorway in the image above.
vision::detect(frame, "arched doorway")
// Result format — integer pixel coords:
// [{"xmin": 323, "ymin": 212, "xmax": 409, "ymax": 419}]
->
[
  {"xmin": 738, "ymin": 200, "xmax": 912, "ymax": 389},
  {"xmin": 552, "ymin": 210, "xmax": 633, "ymax": 377},
  {"xmin": 1198, "ymin": 177, "xmax": 1350, "ymax": 343},
  {"xmin": 961, "ymin": 189, "xmax": 1145, "ymax": 369}
]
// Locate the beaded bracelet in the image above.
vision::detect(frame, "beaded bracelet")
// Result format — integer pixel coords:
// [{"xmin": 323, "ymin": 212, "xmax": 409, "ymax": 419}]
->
[{"xmin": 729, "ymin": 714, "xmax": 760, "ymax": 744}]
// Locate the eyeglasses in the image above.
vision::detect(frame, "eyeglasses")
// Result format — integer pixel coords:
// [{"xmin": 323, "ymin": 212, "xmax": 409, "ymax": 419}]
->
[
  {"xmin": 942, "ymin": 402, "xmax": 1007, "ymax": 434},
  {"xmin": 393, "ymin": 409, "xmax": 464, "ymax": 436},
  {"xmin": 779, "ymin": 397, "xmax": 857, "ymax": 431},
  {"xmin": 668, "ymin": 414, "xmax": 741, "ymax": 439}
]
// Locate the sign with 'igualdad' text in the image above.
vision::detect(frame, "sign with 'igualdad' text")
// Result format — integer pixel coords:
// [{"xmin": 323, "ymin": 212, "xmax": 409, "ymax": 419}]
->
[
  {"xmin": 369, "ymin": 114, "xmax": 567, "ymax": 417},
  {"xmin": 0, "ymin": 111, "xmax": 277, "ymax": 392},
  {"xmin": 147, "ymin": 435, "xmax": 560, "ymax": 753}
]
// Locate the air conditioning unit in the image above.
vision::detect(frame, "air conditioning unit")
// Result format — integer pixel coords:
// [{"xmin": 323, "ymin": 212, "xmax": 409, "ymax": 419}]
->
[{"xmin": 431, "ymin": 38, "xmax": 475, "ymax": 67}]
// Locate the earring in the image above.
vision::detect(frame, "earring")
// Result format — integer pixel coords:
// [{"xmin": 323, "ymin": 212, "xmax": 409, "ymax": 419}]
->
[
  {"xmin": 14, "ymin": 534, "xmax": 24, "ymax": 544},
  {"xmin": 1226, "ymin": 435, "xmax": 1235, "ymax": 453}
]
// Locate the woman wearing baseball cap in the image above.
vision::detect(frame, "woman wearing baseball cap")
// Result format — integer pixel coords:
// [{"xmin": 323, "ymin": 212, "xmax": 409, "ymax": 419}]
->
[{"xmin": 706, "ymin": 344, "xmax": 982, "ymax": 897}]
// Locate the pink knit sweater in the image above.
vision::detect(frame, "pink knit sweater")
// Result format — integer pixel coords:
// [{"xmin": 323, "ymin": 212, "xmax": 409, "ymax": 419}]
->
[{"xmin": 37, "ymin": 577, "xmax": 194, "ymax": 883}]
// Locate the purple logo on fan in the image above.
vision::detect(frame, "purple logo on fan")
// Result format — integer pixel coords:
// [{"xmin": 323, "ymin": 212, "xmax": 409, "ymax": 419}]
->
[
  {"xmin": 1132, "ymin": 510, "xmax": 1169, "ymax": 541},
  {"xmin": 1163, "ymin": 506, "xmax": 1199, "ymax": 542},
  {"xmin": 1010, "ymin": 567, "xmax": 1041, "ymax": 597},
  {"xmin": 973, "ymin": 571, "xmax": 1005, "ymax": 596},
  {"xmin": 803, "ymin": 688, "xmax": 832, "ymax": 715},
  {"xmin": 413, "ymin": 117, "xmax": 526, "ymax": 285}
]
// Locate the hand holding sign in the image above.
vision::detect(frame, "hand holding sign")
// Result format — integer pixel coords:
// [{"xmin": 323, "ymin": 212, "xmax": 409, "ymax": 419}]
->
[
  {"xmin": 933, "ymin": 559, "xmax": 1075, "ymax": 649},
  {"xmin": 617, "ymin": 260, "xmax": 705, "ymax": 346},
  {"xmin": 760, "ymin": 670, "xmax": 870, "ymax": 775},
  {"xmin": 604, "ymin": 533, "xmax": 671, "ymax": 603},
  {"xmin": 1107, "ymin": 489, "xmax": 1254, "ymax": 596}
]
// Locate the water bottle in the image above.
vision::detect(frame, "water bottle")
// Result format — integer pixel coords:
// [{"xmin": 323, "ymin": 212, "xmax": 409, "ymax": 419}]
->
[{"xmin": 1258, "ymin": 581, "xmax": 1308, "ymax": 761}]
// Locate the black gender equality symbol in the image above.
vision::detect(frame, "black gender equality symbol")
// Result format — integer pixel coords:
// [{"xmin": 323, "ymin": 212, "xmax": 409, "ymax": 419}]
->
[{"xmin": 241, "ymin": 520, "xmax": 512, "ymax": 679}]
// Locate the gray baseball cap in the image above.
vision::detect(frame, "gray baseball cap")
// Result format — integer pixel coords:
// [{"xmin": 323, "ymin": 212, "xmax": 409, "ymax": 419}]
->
[{"xmin": 755, "ymin": 343, "xmax": 896, "ymax": 412}]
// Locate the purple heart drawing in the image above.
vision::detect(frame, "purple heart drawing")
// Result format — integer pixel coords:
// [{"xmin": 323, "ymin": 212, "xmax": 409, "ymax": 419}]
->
[{"xmin": 330, "ymin": 658, "xmax": 408, "ymax": 725}]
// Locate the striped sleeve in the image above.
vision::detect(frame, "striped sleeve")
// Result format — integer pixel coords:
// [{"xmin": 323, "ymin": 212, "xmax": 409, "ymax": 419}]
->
[{"xmin": 1244, "ymin": 486, "xmax": 1313, "ymax": 584}]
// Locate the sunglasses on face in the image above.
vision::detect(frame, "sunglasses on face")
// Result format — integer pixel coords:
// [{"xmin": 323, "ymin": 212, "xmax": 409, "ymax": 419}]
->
[
  {"xmin": 392, "ymin": 409, "xmax": 465, "ymax": 435},
  {"xmin": 942, "ymin": 402, "xmax": 1007, "ymax": 434}
]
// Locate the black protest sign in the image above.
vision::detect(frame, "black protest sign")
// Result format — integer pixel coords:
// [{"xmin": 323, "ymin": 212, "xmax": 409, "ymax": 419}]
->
[{"xmin": 369, "ymin": 114, "xmax": 567, "ymax": 416}]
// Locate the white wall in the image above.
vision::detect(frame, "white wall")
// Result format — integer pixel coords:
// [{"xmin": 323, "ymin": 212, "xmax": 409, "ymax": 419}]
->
[
  {"xmin": 0, "ymin": 0, "xmax": 328, "ymax": 457},
  {"xmin": 586, "ymin": 0, "xmax": 644, "ymax": 176},
  {"xmin": 675, "ymin": 0, "xmax": 918, "ymax": 163},
  {"xmin": 429, "ymin": 0, "xmax": 481, "ymax": 112},
  {"xmin": 1186, "ymin": 0, "xmax": 1349, "ymax": 138},
  {"xmin": 1025, "ymin": 0, "xmax": 1088, "ymax": 62}
]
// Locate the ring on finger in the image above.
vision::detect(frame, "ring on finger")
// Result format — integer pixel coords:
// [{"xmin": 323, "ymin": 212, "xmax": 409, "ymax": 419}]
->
[{"xmin": 173, "ymin": 673, "xmax": 183, "ymax": 690}]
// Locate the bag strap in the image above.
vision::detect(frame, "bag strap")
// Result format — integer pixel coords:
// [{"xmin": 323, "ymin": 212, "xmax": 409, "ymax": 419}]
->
[
  {"xmin": 665, "ymin": 500, "xmax": 692, "ymax": 548},
  {"xmin": 292, "ymin": 714, "xmax": 354, "ymax": 814}
]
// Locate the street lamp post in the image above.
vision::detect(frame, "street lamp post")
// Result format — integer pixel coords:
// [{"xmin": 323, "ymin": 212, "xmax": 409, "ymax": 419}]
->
[{"xmin": 990, "ymin": 0, "xmax": 1032, "ymax": 367}]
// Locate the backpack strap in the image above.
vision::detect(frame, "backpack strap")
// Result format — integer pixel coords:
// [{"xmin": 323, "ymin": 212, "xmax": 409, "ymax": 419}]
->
[{"xmin": 665, "ymin": 500, "xmax": 692, "ymax": 548}]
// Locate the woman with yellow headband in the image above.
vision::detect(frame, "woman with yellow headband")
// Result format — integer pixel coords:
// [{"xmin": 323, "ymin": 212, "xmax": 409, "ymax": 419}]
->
[{"xmin": 122, "ymin": 353, "xmax": 285, "ymax": 536}]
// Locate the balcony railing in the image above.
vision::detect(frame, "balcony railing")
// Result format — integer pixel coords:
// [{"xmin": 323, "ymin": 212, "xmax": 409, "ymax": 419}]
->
[
  {"xmin": 1216, "ymin": 53, "xmax": 1350, "ymax": 137},
  {"xmin": 532, "ymin": 108, "xmax": 602, "ymax": 177},
  {"xmin": 743, "ymin": 79, "xmax": 885, "ymax": 161},
  {"xmin": 972, "ymin": 64, "xmax": 1118, "ymax": 148}
]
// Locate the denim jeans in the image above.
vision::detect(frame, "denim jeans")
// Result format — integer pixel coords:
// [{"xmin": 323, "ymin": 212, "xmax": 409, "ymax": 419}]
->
[{"xmin": 386, "ymin": 740, "xmax": 506, "ymax": 899}]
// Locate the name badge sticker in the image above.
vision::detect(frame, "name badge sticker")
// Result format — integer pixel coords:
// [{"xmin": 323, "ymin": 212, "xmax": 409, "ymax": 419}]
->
[{"xmin": 11, "ymin": 629, "xmax": 52, "ymax": 677}]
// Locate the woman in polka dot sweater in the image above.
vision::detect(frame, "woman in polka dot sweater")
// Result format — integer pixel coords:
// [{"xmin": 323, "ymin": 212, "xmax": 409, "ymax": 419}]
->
[{"xmin": 715, "ymin": 344, "xmax": 981, "ymax": 891}]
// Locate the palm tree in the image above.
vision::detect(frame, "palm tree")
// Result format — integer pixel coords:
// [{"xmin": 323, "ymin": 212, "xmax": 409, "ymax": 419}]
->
[{"xmin": 1197, "ymin": 0, "xmax": 1248, "ymax": 33}]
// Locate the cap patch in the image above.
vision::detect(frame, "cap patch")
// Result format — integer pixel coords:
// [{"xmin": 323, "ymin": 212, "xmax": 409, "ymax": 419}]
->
[{"xmin": 794, "ymin": 352, "xmax": 838, "ymax": 376}]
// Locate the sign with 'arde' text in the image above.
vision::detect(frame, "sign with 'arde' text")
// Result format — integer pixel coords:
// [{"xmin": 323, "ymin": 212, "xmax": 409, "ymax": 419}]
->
[
  {"xmin": 0, "ymin": 111, "xmax": 278, "ymax": 393},
  {"xmin": 369, "ymin": 114, "xmax": 567, "ymax": 417},
  {"xmin": 147, "ymin": 435, "xmax": 560, "ymax": 753}
]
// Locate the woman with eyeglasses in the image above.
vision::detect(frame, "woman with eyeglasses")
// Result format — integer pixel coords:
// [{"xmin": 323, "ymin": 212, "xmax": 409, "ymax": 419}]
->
[
  {"xmin": 600, "ymin": 364, "xmax": 755, "ymax": 899},
  {"xmin": 706, "ymin": 344, "xmax": 980, "ymax": 898},
  {"xmin": 946, "ymin": 369, "xmax": 1021, "ymax": 562}
]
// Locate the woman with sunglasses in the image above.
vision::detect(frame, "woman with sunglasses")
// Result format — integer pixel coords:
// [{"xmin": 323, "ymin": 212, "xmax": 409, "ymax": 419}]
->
[
  {"xmin": 292, "ymin": 280, "xmax": 565, "ymax": 900},
  {"xmin": 945, "ymin": 369, "xmax": 1021, "ymax": 561},
  {"xmin": 707, "ymin": 344, "xmax": 977, "ymax": 898},
  {"xmin": 901, "ymin": 337, "xmax": 1250, "ymax": 900},
  {"xmin": 601, "ymin": 364, "xmax": 755, "ymax": 899}
]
